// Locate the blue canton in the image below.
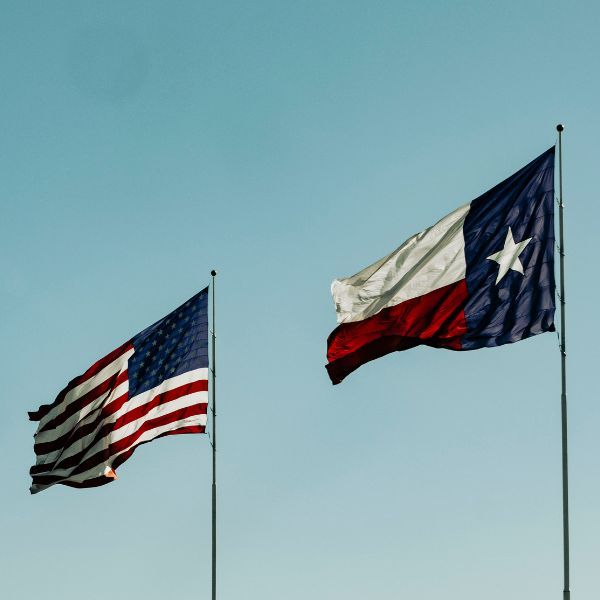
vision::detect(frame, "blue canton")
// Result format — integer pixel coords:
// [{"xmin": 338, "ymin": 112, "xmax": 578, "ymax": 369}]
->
[
  {"xmin": 129, "ymin": 288, "xmax": 209, "ymax": 397},
  {"xmin": 461, "ymin": 147, "xmax": 555, "ymax": 350}
]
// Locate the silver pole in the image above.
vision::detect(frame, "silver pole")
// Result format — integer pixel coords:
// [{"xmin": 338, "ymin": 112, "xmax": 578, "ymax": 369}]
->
[
  {"xmin": 210, "ymin": 269, "xmax": 217, "ymax": 600},
  {"xmin": 556, "ymin": 124, "xmax": 570, "ymax": 600}
]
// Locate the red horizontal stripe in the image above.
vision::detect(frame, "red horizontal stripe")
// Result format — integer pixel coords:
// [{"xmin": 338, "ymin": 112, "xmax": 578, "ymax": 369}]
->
[
  {"xmin": 74, "ymin": 404, "xmax": 205, "ymax": 475},
  {"xmin": 114, "ymin": 380, "xmax": 207, "ymax": 431},
  {"xmin": 31, "ymin": 425, "xmax": 205, "ymax": 493},
  {"xmin": 32, "ymin": 381, "xmax": 207, "ymax": 473},
  {"xmin": 326, "ymin": 280, "xmax": 468, "ymax": 384},
  {"xmin": 52, "ymin": 385, "xmax": 207, "ymax": 472},
  {"xmin": 28, "ymin": 342, "xmax": 133, "ymax": 422},
  {"xmin": 53, "ymin": 475, "xmax": 114, "ymax": 490},
  {"xmin": 30, "ymin": 392, "xmax": 129, "ymax": 468},
  {"xmin": 35, "ymin": 368, "xmax": 129, "ymax": 439},
  {"xmin": 111, "ymin": 425, "xmax": 206, "ymax": 471},
  {"xmin": 31, "ymin": 402, "xmax": 206, "ymax": 485}
]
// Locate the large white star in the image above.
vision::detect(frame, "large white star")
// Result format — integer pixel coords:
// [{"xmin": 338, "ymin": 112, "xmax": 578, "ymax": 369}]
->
[{"xmin": 486, "ymin": 227, "xmax": 532, "ymax": 284}]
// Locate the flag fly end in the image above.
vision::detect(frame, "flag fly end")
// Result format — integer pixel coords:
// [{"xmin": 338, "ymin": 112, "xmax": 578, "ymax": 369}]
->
[{"xmin": 103, "ymin": 467, "xmax": 117, "ymax": 480}]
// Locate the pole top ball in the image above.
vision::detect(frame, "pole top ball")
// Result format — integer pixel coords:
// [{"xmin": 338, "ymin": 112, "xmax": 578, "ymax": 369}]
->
[
  {"xmin": 211, "ymin": 270, "xmax": 217, "ymax": 277},
  {"xmin": 556, "ymin": 124, "xmax": 564, "ymax": 132}
]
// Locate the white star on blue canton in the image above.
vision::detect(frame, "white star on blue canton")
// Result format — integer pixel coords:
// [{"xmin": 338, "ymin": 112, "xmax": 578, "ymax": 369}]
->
[{"xmin": 486, "ymin": 227, "xmax": 532, "ymax": 285}]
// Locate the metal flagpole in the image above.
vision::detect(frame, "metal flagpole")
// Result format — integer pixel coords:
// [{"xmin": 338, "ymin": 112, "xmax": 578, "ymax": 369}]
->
[
  {"xmin": 210, "ymin": 269, "xmax": 217, "ymax": 600},
  {"xmin": 556, "ymin": 124, "xmax": 570, "ymax": 600}
]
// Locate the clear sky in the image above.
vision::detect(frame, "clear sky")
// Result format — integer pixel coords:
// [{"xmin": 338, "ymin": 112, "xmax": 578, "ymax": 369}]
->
[{"xmin": 1, "ymin": 2, "xmax": 598, "ymax": 599}]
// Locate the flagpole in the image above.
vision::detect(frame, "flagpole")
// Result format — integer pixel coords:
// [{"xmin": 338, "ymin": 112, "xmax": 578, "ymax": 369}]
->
[
  {"xmin": 556, "ymin": 124, "xmax": 570, "ymax": 600},
  {"xmin": 210, "ymin": 269, "xmax": 217, "ymax": 600}
]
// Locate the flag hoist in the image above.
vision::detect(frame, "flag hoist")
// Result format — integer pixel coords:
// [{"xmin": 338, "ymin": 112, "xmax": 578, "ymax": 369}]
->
[{"xmin": 326, "ymin": 126, "xmax": 571, "ymax": 598}]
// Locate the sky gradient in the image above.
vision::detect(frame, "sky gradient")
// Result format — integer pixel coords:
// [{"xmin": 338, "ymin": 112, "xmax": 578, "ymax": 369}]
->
[{"xmin": 2, "ymin": 2, "xmax": 599, "ymax": 599}]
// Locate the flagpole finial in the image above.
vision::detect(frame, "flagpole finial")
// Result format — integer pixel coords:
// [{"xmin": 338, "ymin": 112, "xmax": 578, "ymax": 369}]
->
[
  {"xmin": 211, "ymin": 269, "xmax": 217, "ymax": 277},
  {"xmin": 557, "ymin": 124, "xmax": 564, "ymax": 132}
]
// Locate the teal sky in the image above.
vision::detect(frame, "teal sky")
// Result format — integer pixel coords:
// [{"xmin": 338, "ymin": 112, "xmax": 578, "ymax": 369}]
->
[{"xmin": 2, "ymin": 2, "xmax": 599, "ymax": 599}]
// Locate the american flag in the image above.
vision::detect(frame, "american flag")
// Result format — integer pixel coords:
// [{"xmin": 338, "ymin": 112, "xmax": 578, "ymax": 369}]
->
[{"xmin": 29, "ymin": 288, "xmax": 209, "ymax": 494}]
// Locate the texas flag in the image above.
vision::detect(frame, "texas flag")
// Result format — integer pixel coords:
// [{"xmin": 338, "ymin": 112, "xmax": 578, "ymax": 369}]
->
[{"xmin": 326, "ymin": 147, "xmax": 556, "ymax": 384}]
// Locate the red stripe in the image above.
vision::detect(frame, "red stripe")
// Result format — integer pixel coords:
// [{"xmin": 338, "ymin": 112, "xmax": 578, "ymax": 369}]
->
[
  {"xmin": 31, "ymin": 391, "xmax": 129, "ymax": 464},
  {"xmin": 28, "ymin": 342, "xmax": 133, "ymax": 422},
  {"xmin": 32, "ymin": 381, "xmax": 207, "ymax": 472},
  {"xmin": 77, "ymin": 404, "xmax": 205, "ymax": 472},
  {"xmin": 35, "ymin": 368, "xmax": 129, "ymax": 437},
  {"xmin": 31, "ymin": 403, "xmax": 206, "ymax": 485},
  {"xmin": 111, "ymin": 425, "xmax": 206, "ymax": 471},
  {"xmin": 31, "ymin": 425, "xmax": 205, "ymax": 493},
  {"xmin": 112, "ymin": 380, "xmax": 207, "ymax": 431},
  {"xmin": 326, "ymin": 280, "xmax": 469, "ymax": 384},
  {"xmin": 41, "ymin": 475, "xmax": 114, "ymax": 491}
]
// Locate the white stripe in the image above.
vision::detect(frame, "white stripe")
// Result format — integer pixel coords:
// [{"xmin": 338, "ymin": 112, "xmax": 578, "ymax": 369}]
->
[
  {"xmin": 33, "ymin": 370, "xmax": 208, "ymax": 472},
  {"xmin": 34, "ymin": 348, "xmax": 134, "ymax": 432},
  {"xmin": 30, "ymin": 414, "xmax": 206, "ymax": 493},
  {"xmin": 128, "ymin": 368, "xmax": 208, "ymax": 410},
  {"xmin": 33, "ymin": 381, "xmax": 130, "ymax": 468},
  {"xmin": 51, "ymin": 390, "xmax": 207, "ymax": 469},
  {"xmin": 332, "ymin": 203, "xmax": 470, "ymax": 324},
  {"xmin": 34, "ymin": 367, "xmax": 206, "ymax": 448},
  {"xmin": 34, "ymin": 377, "xmax": 129, "ymax": 448}
]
